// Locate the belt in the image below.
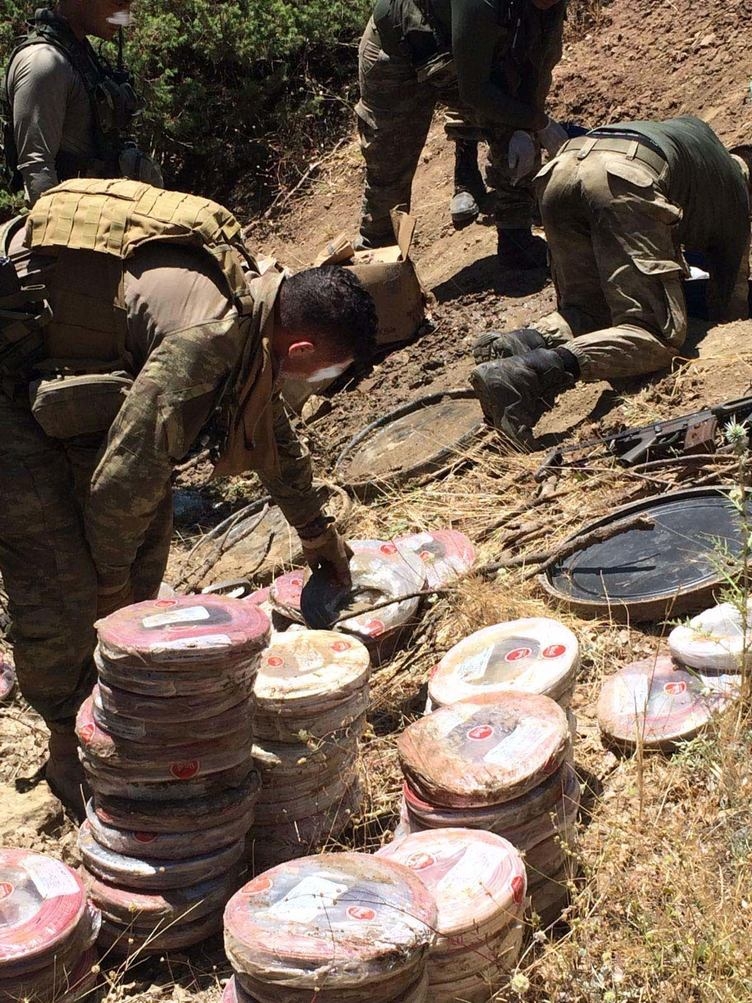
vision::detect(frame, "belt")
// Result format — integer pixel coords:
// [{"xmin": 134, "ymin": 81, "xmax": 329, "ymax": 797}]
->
[{"xmin": 562, "ymin": 134, "xmax": 667, "ymax": 176}]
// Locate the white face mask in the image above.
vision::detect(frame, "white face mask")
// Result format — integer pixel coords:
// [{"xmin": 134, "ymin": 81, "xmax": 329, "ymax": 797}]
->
[
  {"xmin": 303, "ymin": 360, "xmax": 353, "ymax": 384},
  {"xmin": 107, "ymin": 10, "xmax": 134, "ymax": 27}
]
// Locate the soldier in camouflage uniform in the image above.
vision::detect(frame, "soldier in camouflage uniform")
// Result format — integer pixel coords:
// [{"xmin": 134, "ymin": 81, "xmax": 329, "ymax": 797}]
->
[
  {"xmin": 0, "ymin": 180, "xmax": 377, "ymax": 815},
  {"xmin": 3, "ymin": 0, "xmax": 161, "ymax": 205},
  {"xmin": 471, "ymin": 117, "xmax": 751, "ymax": 446},
  {"xmin": 356, "ymin": 0, "xmax": 567, "ymax": 268}
]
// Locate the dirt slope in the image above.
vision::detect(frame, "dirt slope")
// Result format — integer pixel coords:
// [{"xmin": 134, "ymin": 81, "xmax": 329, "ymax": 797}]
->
[{"xmin": 247, "ymin": 0, "xmax": 752, "ymax": 456}]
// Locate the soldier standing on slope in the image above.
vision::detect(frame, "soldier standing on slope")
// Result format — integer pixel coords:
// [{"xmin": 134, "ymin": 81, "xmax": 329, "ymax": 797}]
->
[
  {"xmin": 3, "ymin": 0, "xmax": 161, "ymax": 206},
  {"xmin": 355, "ymin": 0, "xmax": 567, "ymax": 269},
  {"xmin": 0, "ymin": 179, "xmax": 376, "ymax": 815}
]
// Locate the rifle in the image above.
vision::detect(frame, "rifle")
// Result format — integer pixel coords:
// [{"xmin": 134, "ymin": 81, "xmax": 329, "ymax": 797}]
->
[{"xmin": 534, "ymin": 395, "xmax": 752, "ymax": 482}]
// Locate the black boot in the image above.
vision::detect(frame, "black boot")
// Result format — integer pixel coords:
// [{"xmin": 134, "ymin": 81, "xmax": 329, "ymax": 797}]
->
[
  {"xmin": 472, "ymin": 327, "xmax": 547, "ymax": 364},
  {"xmin": 469, "ymin": 348, "xmax": 576, "ymax": 449},
  {"xmin": 497, "ymin": 227, "xmax": 548, "ymax": 270},
  {"xmin": 450, "ymin": 140, "xmax": 486, "ymax": 230}
]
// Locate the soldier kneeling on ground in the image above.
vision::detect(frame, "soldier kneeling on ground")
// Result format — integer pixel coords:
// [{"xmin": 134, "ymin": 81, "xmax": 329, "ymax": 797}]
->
[
  {"xmin": 0, "ymin": 179, "xmax": 377, "ymax": 816},
  {"xmin": 471, "ymin": 116, "xmax": 752, "ymax": 446}
]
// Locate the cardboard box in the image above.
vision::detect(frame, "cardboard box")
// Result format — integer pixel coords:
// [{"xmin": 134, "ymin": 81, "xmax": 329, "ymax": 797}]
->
[{"xmin": 316, "ymin": 211, "xmax": 427, "ymax": 348}]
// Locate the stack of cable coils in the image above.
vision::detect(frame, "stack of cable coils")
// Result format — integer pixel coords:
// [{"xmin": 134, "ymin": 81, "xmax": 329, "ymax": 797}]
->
[
  {"xmin": 395, "ymin": 530, "xmax": 476, "ymax": 588},
  {"xmin": 427, "ymin": 618, "xmax": 579, "ymax": 720},
  {"xmin": 397, "ymin": 693, "xmax": 579, "ymax": 926},
  {"xmin": 0, "ymin": 849, "xmax": 100, "ymax": 1002},
  {"xmin": 250, "ymin": 631, "xmax": 371, "ymax": 872},
  {"xmin": 597, "ymin": 653, "xmax": 735, "ymax": 752},
  {"xmin": 300, "ymin": 540, "xmax": 428, "ymax": 664},
  {"xmin": 223, "ymin": 853, "xmax": 437, "ymax": 1002},
  {"xmin": 378, "ymin": 829, "xmax": 526, "ymax": 1002},
  {"xmin": 77, "ymin": 595, "xmax": 269, "ymax": 955}
]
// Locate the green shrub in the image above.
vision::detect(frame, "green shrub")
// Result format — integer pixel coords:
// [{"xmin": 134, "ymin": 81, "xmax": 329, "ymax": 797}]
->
[{"xmin": 1, "ymin": 0, "xmax": 370, "ymax": 213}]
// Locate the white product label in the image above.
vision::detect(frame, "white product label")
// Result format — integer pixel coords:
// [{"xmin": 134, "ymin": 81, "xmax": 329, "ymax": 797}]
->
[
  {"xmin": 433, "ymin": 703, "xmax": 479, "ymax": 738},
  {"xmin": 456, "ymin": 648, "xmax": 495, "ymax": 683},
  {"xmin": 142, "ymin": 606, "xmax": 211, "ymax": 629},
  {"xmin": 268, "ymin": 876, "xmax": 349, "ymax": 924},
  {"xmin": 150, "ymin": 633, "xmax": 232, "ymax": 652},
  {"xmin": 25, "ymin": 856, "xmax": 80, "ymax": 899},
  {"xmin": 483, "ymin": 720, "xmax": 555, "ymax": 765}
]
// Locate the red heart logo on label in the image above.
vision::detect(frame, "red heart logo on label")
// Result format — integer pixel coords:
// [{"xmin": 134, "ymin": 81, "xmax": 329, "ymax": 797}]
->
[
  {"xmin": 0, "ymin": 882, "xmax": 14, "ymax": 901},
  {"xmin": 468, "ymin": 724, "xmax": 494, "ymax": 741},
  {"xmin": 134, "ymin": 832, "xmax": 157, "ymax": 844},
  {"xmin": 511, "ymin": 875, "xmax": 525, "ymax": 905},
  {"xmin": 419, "ymin": 551, "xmax": 434, "ymax": 562},
  {"xmin": 663, "ymin": 680, "xmax": 687, "ymax": 696},
  {"xmin": 505, "ymin": 646, "xmax": 532, "ymax": 662},
  {"xmin": 331, "ymin": 640, "xmax": 350, "ymax": 653},
  {"xmin": 267, "ymin": 656, "xmax": 284, "ymax": 668},
  {"xmin": 379, "ymin": 543, "xmax": 397, "ymax": 555},
  {"xmin": 364, "ymin": 619, "xmax": 385, "ymax": 637},
  {"xmin": 347, "ymin": 905, "xmax": 376, "ymax": 921},
  {"xmin": 170, "ymin": 760, "xmax": 200, "ymax": 780},
  {"xmin": 543, "ymin": 644, "xmax": 566, "ymax": 659}
]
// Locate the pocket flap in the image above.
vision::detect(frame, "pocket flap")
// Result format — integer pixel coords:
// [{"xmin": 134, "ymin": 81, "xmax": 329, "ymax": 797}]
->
[
  {"xmin": 606, "ymin": 161, "xmax": 656, "ymax": 188},
  {"xmin": 631, "ymin": 256, "xmax": 684, "ymax": 277}
]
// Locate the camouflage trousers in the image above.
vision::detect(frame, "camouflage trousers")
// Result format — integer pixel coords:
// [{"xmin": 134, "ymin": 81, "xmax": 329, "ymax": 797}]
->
[
  {"xmin": 534, "ymin": 141, "xmax": 750, "ymax": 381},
  {"xmin": 356, "ymin": 18, "xmax": 539, "ymax": 243},
  {"xmin": 0, "ymin": 386, "xmax": 171, "ymax": 731}
]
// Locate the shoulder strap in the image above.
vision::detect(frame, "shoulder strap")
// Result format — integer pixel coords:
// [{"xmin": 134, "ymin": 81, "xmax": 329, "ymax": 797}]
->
[{"xmin": 26, "ymin": 179, "xmax": 258, "ymax": 318}]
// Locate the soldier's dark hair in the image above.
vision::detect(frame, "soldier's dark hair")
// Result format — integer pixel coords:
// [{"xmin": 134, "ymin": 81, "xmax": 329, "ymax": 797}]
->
[{"xmin": 279, "ymin": 266, "xmax": 378, "ymax": 366}]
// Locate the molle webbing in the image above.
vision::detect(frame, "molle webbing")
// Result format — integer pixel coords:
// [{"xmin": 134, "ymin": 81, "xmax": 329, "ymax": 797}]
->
[{"xmin": 25, "ymin": 179, "xmax": 256, "ymax": 315}]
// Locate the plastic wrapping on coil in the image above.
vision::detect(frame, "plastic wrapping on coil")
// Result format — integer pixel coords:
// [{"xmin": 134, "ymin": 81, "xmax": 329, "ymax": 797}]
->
[
  {"xmin": 224, "ymin": 853, "xmax": 437, "ymax": 1002},
  {"xmin": 394, "ymin": 530, "xmax": 476, "ymax": 589},
  {"xmin": 398, "ymin": 692, "xmax": 572, "ymax": 808},
  {"xmin": 428, "ymin": 618, "xmax": 579, "ymax": 709},
  {"xmin": 668, "ymin": 601, "xmax": 752, "ymax": 673},
  {"xmin": 597, "ymin": 654, "xmax": 735, "ymax": 750},
  {"xmin": 0, "ymin": 850, "xmax": 101, "ymax": 984}
]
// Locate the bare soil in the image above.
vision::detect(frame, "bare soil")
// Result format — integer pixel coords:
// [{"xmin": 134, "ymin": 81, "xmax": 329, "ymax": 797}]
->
[{"xmin": 3, "ymin": 1, "xmax": 752, "ymax": 1001}]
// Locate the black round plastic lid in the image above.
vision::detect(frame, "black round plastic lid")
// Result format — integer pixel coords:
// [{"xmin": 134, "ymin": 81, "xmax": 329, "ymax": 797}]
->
[
  {"xmin": 546, "ymin": 488, "xmax": 749, "ymax": 611},
  {"xmin": 335, "ymin": 390, "xmax": 484, "ymax": 488}
]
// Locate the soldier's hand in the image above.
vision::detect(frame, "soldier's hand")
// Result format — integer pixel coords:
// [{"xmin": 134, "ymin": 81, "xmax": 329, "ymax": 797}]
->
[
  {"xmin": 537, "ymin": 117, "xmax": 569, "ymax": 157},
  {"xmin": 300, "ymin": 525, "xmax": 354, "ymax": 588},
  {"xmin": 508, "ymin": 131, "xmax": 537, "ymax": 185}
]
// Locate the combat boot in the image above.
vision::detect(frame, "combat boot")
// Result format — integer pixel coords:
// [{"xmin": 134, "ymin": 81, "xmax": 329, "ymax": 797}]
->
[
  {"xmin": 497, "ymin": 227, "xmax": 548, "ymax": 270},
  {"xmin": 469, "ymin": 348, "xmax": 577, "ymax": 449},
  {"xmin": 46, "ymin": 728, "xmax": 89, "ymax": 821},
  {"xmin": 450, "ymin": 140, "xmax": 486, "ymax": 230},
  {"xmin": 472, "ymin": 327, "xmax": 547, "ymax": 364}
]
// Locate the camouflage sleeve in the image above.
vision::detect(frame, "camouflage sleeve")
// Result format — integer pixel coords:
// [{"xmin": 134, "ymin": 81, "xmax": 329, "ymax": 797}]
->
[
  {"xmin": 7, "ymin": 45, "xmax": 72, "ymax": 204},
  {"xmin": 256, "ymin": 394, "xmax": 325, "ymax": 530},
  {"xmin": 452, "ymin": 0, "xmax": 545, "ymax": 131},
  {"xmin": 86, "ymin": 318, "xmax": 241, "ymax": 590},
  {"xmin": 532, "ymin": 3, "xmax": 566, "ymax": 112}
]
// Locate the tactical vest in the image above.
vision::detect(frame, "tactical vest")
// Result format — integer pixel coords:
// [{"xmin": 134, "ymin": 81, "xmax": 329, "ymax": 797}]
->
[
  {"xmin": 0, "ymin": 179, "xmax": 261, "ymax": 445},
  {"xmin": 2, "ymin": 8, "xmax": 143, "ymax": 191}
]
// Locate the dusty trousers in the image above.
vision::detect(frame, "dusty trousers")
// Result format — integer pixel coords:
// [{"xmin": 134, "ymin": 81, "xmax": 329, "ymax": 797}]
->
[
  {"xmin": 535, "ymin": 144, "xmax": 694, "ymax": 381},
  {"xmin": 0, "ymin": 387, "xmax": 171, "ymax": 730},
  {"xmin": 356, "ymin": 18, "xmax": 537, "ymax": 243}
]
